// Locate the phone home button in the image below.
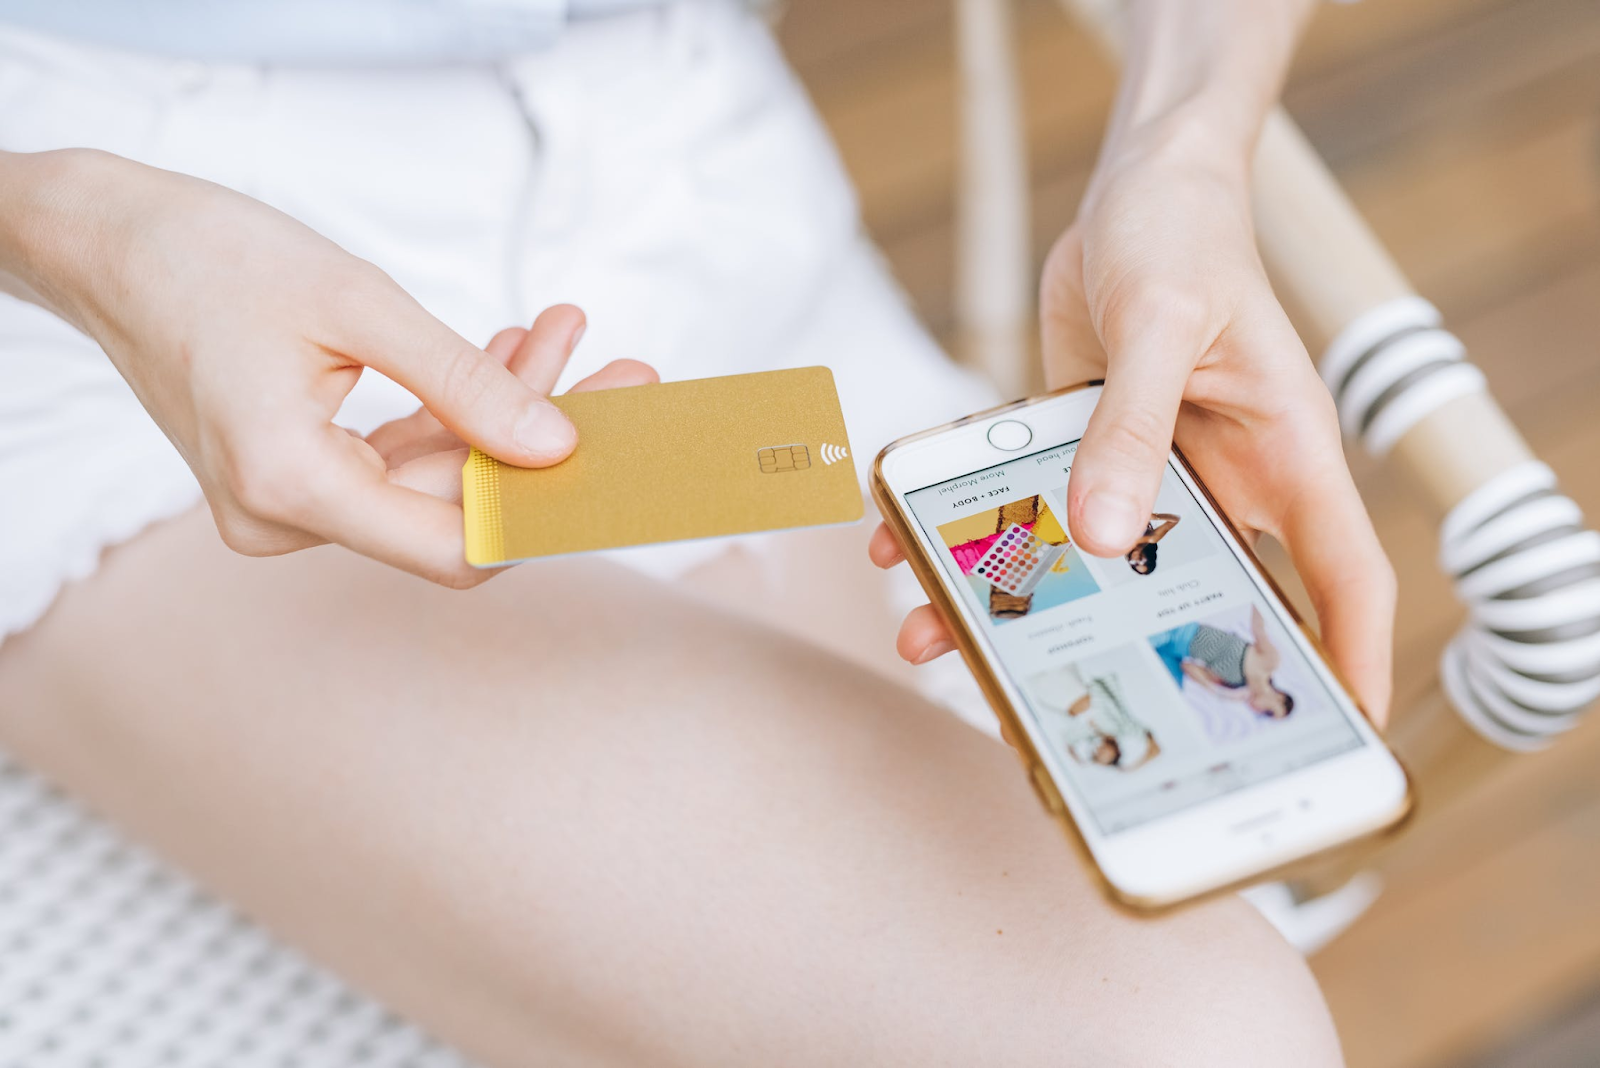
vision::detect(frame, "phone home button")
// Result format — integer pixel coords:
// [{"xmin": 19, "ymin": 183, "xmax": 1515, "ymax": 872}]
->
[{"xmin": 988, "ymin": 420, "xmax": 1033, "ymax": 451}]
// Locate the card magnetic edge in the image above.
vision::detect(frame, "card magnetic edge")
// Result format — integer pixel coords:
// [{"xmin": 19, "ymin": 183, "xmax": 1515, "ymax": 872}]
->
[{"xmin": 462, "ymin": 448, "xmax": 505, "ymax": 567}]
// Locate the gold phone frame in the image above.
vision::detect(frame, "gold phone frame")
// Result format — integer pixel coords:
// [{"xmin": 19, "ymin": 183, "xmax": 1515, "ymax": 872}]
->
[{"xmin": 871, "ymin": 382, "xmax": 1414, "ymax": 912}]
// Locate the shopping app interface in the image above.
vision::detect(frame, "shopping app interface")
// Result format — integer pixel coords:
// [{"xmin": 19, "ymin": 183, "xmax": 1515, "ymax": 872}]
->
[{"xmin": 905, "ymin": 440, "xmax": 1364, "ymax": 834}]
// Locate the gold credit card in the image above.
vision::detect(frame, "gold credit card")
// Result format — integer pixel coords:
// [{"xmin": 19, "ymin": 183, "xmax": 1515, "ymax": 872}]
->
[{"xmin": 463, "ymin": 366, "xmax": 863, "ymax": 566}]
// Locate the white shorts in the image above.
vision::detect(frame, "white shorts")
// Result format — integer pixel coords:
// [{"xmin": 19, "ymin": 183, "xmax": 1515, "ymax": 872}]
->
[{"xmin": 0, "ymin": 0, "xmax": 996, "ymax": 642}]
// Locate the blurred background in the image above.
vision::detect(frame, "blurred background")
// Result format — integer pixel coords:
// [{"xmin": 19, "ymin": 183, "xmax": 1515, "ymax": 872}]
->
[{"xmin": 777, "ymin": 0, "xmax": 1600, "ymax": 1065}]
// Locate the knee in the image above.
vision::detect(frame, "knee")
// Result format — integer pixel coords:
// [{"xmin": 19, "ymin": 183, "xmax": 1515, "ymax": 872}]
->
[{"xmin": 1080, "ymin": 896, "xmax": 1344, "ymax": 1068}]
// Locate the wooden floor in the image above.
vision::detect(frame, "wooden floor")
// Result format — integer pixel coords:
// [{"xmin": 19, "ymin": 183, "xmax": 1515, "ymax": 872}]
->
[{"xmin": 777, "ymin": 1, "xmax": 1600, "ymax": 1066}]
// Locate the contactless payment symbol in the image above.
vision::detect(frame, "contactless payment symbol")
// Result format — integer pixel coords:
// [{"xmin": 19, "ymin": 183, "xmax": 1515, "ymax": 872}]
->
[
  {"xmin": 819, "ymin": 443, "xmax": 849, "ymax": 466},
  {"xmin": 972, "ymin": 524, "xmax": 1067, "ymax": 597},
  {"xmin": 758, "ymin": 444, "xmax": 811, "ymax": 473}
]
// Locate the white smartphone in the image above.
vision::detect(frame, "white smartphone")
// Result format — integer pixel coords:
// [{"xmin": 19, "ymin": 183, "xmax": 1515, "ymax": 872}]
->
[{"xmin": 872, "ymin": 384, "xmax": 1412, "ymax": 909}]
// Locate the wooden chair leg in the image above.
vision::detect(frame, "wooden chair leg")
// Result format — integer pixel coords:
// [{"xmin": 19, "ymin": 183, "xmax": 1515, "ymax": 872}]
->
[{"xmin": 953, "ymin": 0, "xmax": 1032, "ymax": 399}]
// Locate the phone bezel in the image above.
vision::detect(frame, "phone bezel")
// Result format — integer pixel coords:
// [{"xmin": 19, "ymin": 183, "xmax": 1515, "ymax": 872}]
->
[{"xmin": 873, "ymin": 383, "xmax": 1412, "ymax": 909}]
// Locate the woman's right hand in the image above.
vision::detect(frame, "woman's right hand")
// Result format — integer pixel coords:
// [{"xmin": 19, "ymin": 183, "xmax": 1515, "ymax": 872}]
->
[{"xmin": 2, "ymin": 149, "xmax": 652, "ymax": 587}]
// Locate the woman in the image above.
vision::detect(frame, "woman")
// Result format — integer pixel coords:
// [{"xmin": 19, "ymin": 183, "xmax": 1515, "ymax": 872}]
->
[
  {"xmin": 1126, "ymin": 512, "xmax": 1181, "ymax": 575},
  {"xmin": 1031, "ymin": 662, "xmax": 1162, "ymax": 771},
  {"xmin": 1155, "ymin": 607, "xmax": 1297, "ymax": 720},
  {"xmin": 0, "ymin": 0, "xmax": 1385, "ymax": 1062}
]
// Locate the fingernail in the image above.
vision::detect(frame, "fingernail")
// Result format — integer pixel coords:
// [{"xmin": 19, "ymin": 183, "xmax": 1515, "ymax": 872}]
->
[
  {"xmin": 913, "ymin": 640, "xmax": 956, "ymax": 665},
  {"xmin": 1079, "ymin": 491, "xmax": 1141, "ymax": 552},
  {"xmin": 569, "ymin": 323, "xmax": 586, "ymax": 351},
  {"xmin": 515, "ymin": 401, "xmax": 577, "ymax": 460}
]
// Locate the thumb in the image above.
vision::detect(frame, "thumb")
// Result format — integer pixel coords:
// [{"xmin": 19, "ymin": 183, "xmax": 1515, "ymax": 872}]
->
[
  {"xmin": 347, "ymin": 288, "xmax": 577, "ymax": 467},
  {"xmin": 1066, "ymin": 341, "xmax": 1190, "ymax": 557}
]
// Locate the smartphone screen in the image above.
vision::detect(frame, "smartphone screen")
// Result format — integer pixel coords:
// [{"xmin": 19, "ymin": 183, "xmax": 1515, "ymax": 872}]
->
[{"xmin": 903, "ymin": 439, "xmax": 1367, "ymax": 836}]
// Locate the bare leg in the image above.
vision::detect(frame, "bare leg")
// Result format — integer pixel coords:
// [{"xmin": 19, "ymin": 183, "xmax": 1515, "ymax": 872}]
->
[
  {"xmin": 0, "ymin": 509, "xmax": 1342, "ymax": 1067},
  {"xmin": 676, "ymin": 515, "xmax": 923, "ymax": 692}
]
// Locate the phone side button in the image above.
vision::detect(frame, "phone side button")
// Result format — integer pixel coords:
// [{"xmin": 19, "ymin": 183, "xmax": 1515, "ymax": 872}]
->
[{"xmin": 1029, "ymin": 764, "xmax": 1066, "ymax": 815}]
